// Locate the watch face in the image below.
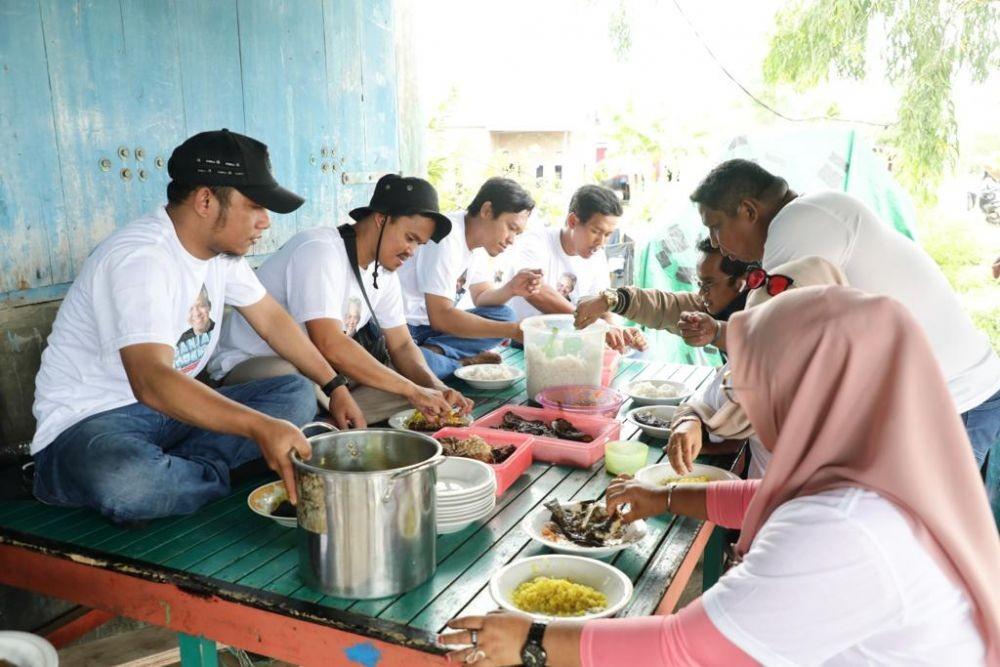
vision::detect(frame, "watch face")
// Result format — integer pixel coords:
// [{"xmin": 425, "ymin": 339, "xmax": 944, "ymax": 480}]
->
[{"xmin": 521, "ymin": 643, "xmax": 547, "ymax": 666}]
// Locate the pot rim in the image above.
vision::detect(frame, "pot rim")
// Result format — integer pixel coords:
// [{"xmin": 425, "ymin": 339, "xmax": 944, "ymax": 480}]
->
[{"xmin": 291, "ymin": 427, "xmax": 443, "ymax": 477}]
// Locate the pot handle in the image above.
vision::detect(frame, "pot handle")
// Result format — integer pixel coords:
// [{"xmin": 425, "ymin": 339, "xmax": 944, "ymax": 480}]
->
[
  {"xmin": 381, "ymin": 455, "xmax": 445, "ymax": 503},
  {"xmin": 301, "ymin": 421, "xmax": 338, "ymax": 436}
]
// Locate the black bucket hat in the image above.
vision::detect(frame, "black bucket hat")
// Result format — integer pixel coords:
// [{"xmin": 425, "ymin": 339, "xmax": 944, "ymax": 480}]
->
[
  {"xmin": 349, "ymin": 174, "xmax": 452, "ymax": 242},
  {"xmin": 168, "ymin": 129, "xmax": 305, "ymax": 214}
]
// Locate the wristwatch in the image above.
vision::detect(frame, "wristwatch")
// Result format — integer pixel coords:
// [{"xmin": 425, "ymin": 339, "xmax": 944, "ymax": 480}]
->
[
  {"xmin": 520, "ymin": 621, "xmax": 548, "ymax": 666},
  {"xmin": 602, "ymin": 288, "xmax": 620, "ymax": 312},
  {"xmin": 320, "ymin": 374, "xmax": 349, "ymax": 397}
]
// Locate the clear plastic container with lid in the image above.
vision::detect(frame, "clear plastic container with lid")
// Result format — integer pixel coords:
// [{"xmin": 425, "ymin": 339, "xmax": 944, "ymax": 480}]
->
[{"xmin": 520, "ymin": 314, "xmax": 607, "ymax": 400}]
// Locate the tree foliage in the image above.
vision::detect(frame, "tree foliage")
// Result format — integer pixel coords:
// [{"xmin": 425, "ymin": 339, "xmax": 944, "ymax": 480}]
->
[{"xmin": 763, "ymin": 0, "xmax": 1000, "ymax": 201}]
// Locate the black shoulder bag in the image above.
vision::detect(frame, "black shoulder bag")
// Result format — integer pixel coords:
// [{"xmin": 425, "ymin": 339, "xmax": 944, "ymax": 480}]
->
[{"xmin": 337, "ymin": 224, "xmax": 391, "ymax": 366}]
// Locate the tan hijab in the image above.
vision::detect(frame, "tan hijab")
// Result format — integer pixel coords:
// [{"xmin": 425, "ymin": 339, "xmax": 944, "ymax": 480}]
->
[
  {"xmin": 729, "ymin": 286, "xmax": 1000, "ymax": 662},
  {"xmin": 675, "ymin": 256, "xmax": 849, "ymax": 437}
]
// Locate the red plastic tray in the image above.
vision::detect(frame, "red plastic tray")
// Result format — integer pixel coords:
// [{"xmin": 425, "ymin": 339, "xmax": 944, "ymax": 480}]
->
[
  {"xmin": 601, "ymin": 349, "xmax": 621, "ymax": 387},
  {"xmin": 431, "ymin": 427, "xmax": 534, "ymax": 497},
  {"xmin": 471, "ymin": 405, "xmax": 620, "ymax": 468}
]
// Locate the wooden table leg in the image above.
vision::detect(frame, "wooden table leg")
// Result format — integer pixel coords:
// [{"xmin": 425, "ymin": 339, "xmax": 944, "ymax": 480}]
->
[{"xmin": 178, "ymin": 633, "xmax": 218, "ymax": 667}]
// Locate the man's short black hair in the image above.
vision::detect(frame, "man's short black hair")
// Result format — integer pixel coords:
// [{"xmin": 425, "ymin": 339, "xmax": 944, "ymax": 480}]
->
[
  {"xmin": 696, "ymin": 236, "xmax": 750, "ymax": 283},
  {"xmin": 467, "ymin": 177, "xmax": 535, "ymax": 218},
  {"xmin": 569, "ymin": 184, "xmax": 623, "ymax": 224},
  {"xmin": 690, "ymin": 159, "xmax": 787, "ymax": 216}
]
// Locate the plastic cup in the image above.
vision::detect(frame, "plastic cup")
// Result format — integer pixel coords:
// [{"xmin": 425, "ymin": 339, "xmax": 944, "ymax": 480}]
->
[{"xmin": 604, "ymin": 440, "xmax": 649, "ymax": 476}]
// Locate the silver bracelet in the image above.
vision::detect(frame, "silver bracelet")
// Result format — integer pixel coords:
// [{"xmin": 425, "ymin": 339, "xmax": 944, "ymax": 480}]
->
[{"xmin": 666, "ymin": 483, "xmax": 678, "ymax": 513}]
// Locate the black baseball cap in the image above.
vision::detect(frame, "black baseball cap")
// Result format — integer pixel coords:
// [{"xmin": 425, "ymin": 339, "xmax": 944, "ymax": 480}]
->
[
  {"xmin": 168, "ymin": 129, "xmax": 305, "ymax": 214},
  {"xmin": 349, "ymin": 174, "xmax": 452, "ymax": 242}
]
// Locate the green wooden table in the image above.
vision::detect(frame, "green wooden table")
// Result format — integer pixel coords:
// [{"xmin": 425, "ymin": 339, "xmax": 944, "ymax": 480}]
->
[{"xmin": 0, "ymin": 349, "xmax": 735, "ymax": 666}]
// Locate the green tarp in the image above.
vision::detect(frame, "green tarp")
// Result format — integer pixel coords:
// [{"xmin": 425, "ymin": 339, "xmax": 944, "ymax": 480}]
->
[{"xmin": 633, "ymin": 128, "xmax": 917, "ymax": 366}]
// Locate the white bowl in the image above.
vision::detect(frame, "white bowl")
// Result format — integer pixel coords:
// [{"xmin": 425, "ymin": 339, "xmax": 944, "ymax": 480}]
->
[
  {"xmin": 437, "ymin": 499, "xmax": 496, "ymax": 534},
  {"xmin": 0, "ymin": 632, "xmax": 58, "ymax": 667},
  {"xmin": 635, "ymin": 462, "xmax": 740, "ymax": 486},
  {"xmin": 248, "ymin": 481, "xmax": 297, "ymax": 528},
  {"xmin": 521, "ymin": 502, "xmax": 647, "ymax": 558},
  {"xmin": 625, "ymin": 379, "xmax": 692, "ymax": 407},
  {"xmin": 625, "ymin": 405, "xmax": 677, "ymax": 440},
  {"xmin": 453, "ymin": 364, "xmax": 524, "ymax": 390},
  {"xmin": 436, "ymin": 457, "xmax": 496, "ymax": 499},
  {"xmin": 388, "ymin": 409, "xmax": 472, "ymax": 431},
  {"xmin": 490, "ymin": 554, "xmax": 633, "ymax": 621},
  {"xmin": 438, "ymin": 495, "xmax": 496, "ymax": 519}
]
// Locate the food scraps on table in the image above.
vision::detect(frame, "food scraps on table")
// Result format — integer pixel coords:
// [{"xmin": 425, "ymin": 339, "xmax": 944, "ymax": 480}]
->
[
  {"xmin": 499, "ymin": 411, "xmax": 593, "ymax": 442},
  {"xmin": 438, "ymin": 434, "xmax": 516, "ymax": 465},
  {"xmin": 512, "ymin": 576, "xmax": 607, "ymax": 616},
  {"xmin": 404, "ymin": 409, "xmax": 470, "ymax": 431}
]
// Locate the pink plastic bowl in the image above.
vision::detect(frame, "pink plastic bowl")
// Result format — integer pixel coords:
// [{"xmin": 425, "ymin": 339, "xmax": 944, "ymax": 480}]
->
[{"xmin": 535, "ymin": 384, "xmax": 627, "ymax": 418}]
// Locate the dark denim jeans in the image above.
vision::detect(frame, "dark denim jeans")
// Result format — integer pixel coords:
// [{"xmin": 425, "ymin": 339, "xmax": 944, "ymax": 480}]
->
[
  {"xmin": 961, "ymin": 385, "xmax": 1000, "ymax": 528},
  {"xmin": 408, "ymin": 305, "xmax": 516, "ymax": 378},
  {"xmin": 32, "ymin": 374, "xmax": 316, "ymax": 524}
]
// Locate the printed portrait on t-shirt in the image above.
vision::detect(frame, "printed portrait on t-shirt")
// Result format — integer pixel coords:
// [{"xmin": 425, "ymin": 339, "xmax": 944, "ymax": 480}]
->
[
  {"xmin": 174, "ymin": 285, "xmax": 215, "ymax": 373},
  {"xmin": 557, "ymin": 272, "xmax": 578, "ymax": 300},
  {"xmin": 344, "ymin": 297, "xmax": 362, "ymax": 337}
]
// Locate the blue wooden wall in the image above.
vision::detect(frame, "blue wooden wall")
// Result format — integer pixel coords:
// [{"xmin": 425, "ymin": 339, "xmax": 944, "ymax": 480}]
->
[{"xmin": 0, "ymin": 0, "xmax": 400, "ymax": 302}]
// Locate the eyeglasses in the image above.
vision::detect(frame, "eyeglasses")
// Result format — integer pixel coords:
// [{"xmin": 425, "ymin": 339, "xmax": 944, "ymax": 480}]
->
[{"xmin": 745, "ymin": 267, "xmax": 794, "ymax": 296}]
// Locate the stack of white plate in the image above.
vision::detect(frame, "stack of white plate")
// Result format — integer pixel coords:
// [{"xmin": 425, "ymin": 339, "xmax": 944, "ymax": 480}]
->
[{"xmin": 436, "ymin": 457, "xmax": 497, "ymax": 534}]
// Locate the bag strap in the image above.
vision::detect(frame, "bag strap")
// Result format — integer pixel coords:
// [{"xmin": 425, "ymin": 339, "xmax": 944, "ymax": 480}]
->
[{"xmin": 337, "ymin": 223, "xmax": 383, "ymax": 332}]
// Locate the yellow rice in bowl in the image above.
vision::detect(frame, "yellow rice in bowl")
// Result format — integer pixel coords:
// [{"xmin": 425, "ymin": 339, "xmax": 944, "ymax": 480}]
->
[
  {"xmin": 659, "ymin": 475, "xmax": 710, "ymax": 485},
  {"xmin": 512, "ymin": 576, "xmax": 607, "ymax": 617}
]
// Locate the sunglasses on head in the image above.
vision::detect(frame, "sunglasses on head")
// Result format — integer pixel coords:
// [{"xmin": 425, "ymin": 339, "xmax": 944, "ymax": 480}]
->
[{"xmin": 746, "ymin": 267, "xmax": 794, "ymax": 296}]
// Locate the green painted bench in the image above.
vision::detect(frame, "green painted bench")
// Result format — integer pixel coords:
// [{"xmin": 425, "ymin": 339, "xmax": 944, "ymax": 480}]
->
[{"xmin": 0, "ymin": 348, "xmax": 737, "ymax": 666}]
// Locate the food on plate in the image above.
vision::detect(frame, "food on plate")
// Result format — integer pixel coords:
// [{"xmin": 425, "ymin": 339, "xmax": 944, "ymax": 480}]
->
[
  {"xmin": 403, "ymin": 409, "xmax": 470, "ymax": 431},
  {"xmin": 541, "ymin": 499, "xmax": 626, "ymax": 547},
  {"xmin": 659, "ymin": 475, "xmax": 711, "ymax": 485},
  {"xmin": 633, "ymin": 410, "xmax": 672, "ymax": 429},
  {"xmin": 438, "ymin": 435, "xmax": 516, "ymax": 465},
  {"xmin": 629, "ymin": 381, "xmax": 683, "ymax": 399},
  {"xmin": 463, "ymin": 365, "xmax": 519, "ymax": 381},
  {"xmin": 499, "ymin": 411, "xmax": 593, "ymax": 442},
  {"xmin": 512, "ymin": 576, "xmax": 607, "ymax": 616},
  {"xmin": 271, "ymin": 500, "xmax": 296, "ymax": 518}
]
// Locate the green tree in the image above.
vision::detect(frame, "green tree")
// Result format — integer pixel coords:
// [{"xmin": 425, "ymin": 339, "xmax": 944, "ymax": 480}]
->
[{"xmin": 762, "ymin": 0, "xmax": 999, "ymax": 201}]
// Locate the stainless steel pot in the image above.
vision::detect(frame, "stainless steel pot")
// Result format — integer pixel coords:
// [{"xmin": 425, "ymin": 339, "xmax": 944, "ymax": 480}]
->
[{"xmin": 292, "ymin": 422, "xmax": 443, "ymax": 599}]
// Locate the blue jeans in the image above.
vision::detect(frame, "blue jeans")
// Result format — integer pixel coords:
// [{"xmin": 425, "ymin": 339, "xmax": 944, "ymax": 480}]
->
[
  {"xmin": 408, "ymin": 305, "xmax": 516, "ymax": 378},
  {"xmin": 962, "ymin": 385, "xmax": 1000, "ymax": 528},
  {"xmin": 32, "ymin": 375, "xmax": 316, "ymax": 524}
]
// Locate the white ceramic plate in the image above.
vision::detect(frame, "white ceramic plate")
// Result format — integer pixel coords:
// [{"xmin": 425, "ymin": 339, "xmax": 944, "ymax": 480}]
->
[
  {"xmin": 521, "ymin": 502, "xmax": 647, "ymax": 559},
  {"xmin": 635, "ymin": 462, "xmax": 740, "ymax": 486},
  {"xmin": 437, "ymin": 501, "xmax": 496, "ymax": 534},
  {"xmin": 490, "ymin": 554, "xmax": 633, "ymax": 622},
  {"xmin": 388, "ymin": 409, "xmax": 472, "ymax": 431},
  {"xmin": 436, "ymin": 457, "xmax": 496, "ymax": 499},
  {"xmin": 0, "ymin": 632, "xmax": 58, "ymax": 667},
  {"xmin": 453, "ymin": 364, "xmax": 524, "ymax": 390},
  {"xmin": 438, "ymin": 495, "xmax": 496, "ymax": 519},
  {"xmin": 625, "ymin": 379, "xmax": 692, "ymax": 407},
  {"xmin": 248, "ymin": 481, "xmax": 297, "ymax": 528},
  {"xmin": 625, "ymin": 405, "xmax": 677, "ymax": 440}
]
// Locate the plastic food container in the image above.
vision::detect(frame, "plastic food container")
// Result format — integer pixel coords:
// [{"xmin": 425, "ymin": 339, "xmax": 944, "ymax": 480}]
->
[
  {"xmin": 472, "ymin": 405, "xmax": 620, "ymax": 468},
  {"xmin": 431, "ymin": 427, "xmax": 534, "ymax": 497},
  {"xmin": 521, "ymin": 314, "xmax": 607, "ymax": 400},
  {"xmin": 535, "ymin": 384, "xmax": 626, "ymax": 418},
  {"xmin": 604, "ymin": 440, "xmax": 650, "ymax": 476},
  {"xmin": 601, "ymin": 349, "xmax": 622, "ymax": 387}
]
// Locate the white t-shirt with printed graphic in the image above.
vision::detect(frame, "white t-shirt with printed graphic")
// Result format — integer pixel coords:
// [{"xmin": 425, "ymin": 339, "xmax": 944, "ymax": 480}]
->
[
  {"xmin": 502, "ymin": 225, "xmax": 611, "ymax": 321},
  {"xmin": 398, "ymin": 211, "xmax": 489, "ymax": 326},
  {"xmin": 208, "ymin": 226, "xmax": 406, "ymax": 379},
  {"xmin": 31, "ymin": 206, "xmax": 266, "ymax": 454}
]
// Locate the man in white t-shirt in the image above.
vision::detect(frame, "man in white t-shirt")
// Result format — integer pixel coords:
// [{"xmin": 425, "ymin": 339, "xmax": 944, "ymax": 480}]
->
[
  {"xmin": 500, "ymin": 184, "xmax": 646, "ymax": 351},
  {"xmin": 209, "ymin": 174, "xmax": 473, "ymax": 423},
  {"xmin": 398, "ymin": 178, "xmax": 540, "ymax": 378},
  {"xmin": 679, "ymin": 158, "xmax": 1000, "ymax": 475},
  {"xmin": 30, "ymin": 130, "xmax": 362, "ymax": 525}
]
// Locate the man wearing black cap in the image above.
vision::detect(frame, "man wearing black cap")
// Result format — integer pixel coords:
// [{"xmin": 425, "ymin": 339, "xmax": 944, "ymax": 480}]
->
[
  {"xmin": 30, "ymin": 129, "xmax": 359, "ymax": 524},
  {"xmin": 209, "ymin": 174, "xmax": 473, "ymax": 423}
]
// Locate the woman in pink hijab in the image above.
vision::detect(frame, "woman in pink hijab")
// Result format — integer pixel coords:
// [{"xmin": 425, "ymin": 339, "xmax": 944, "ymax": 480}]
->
[{"xmin": 440, "ymin": 286, "xmax": 999, "ymax": 666}]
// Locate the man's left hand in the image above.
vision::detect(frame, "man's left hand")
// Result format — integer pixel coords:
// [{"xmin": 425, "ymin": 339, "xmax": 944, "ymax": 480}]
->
[
  {"xmin": 444, "ymin": 388, "xmax": 474, "ymax": 415},
  {"xmin": 328, "ymin": 385, "xmax": 366, "ymax": 429}
]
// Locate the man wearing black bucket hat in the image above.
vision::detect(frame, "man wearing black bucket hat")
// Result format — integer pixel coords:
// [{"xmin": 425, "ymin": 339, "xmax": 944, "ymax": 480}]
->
[
  {"xmin": 210, "ymin": 173, "xmax": 473, "ymax": 424},
  {"xmin": 31, "ymin": 129, "xmax": 356, "ymax": 524}
]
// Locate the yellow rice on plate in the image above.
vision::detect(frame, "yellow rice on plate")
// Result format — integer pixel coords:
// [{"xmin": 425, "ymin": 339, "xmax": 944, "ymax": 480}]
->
[
  {"xmin": 511, "ymin": 576, "xmax": 607, "ymax": 617},
  {"xmin": 658, "ymin": 475, "xmax": 711, "ymax": 485}
]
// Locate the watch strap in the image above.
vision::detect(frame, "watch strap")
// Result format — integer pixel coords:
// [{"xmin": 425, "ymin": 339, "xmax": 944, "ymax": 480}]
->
[{"xmin": 321, "ymin": 374, "xmax": 349, "ymax": 397}]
